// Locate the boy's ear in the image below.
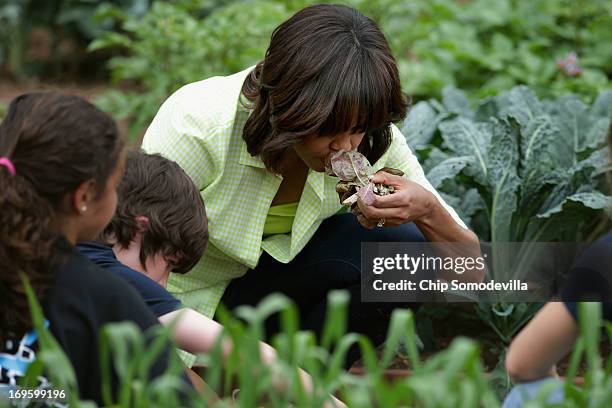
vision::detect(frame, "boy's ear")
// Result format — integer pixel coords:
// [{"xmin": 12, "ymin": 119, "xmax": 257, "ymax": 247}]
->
[{"xmin": 135, "ymin": 215, "xmax": 150, "ymax": 232}]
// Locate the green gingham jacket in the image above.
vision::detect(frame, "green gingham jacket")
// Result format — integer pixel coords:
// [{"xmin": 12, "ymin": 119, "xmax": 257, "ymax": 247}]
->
[{"xmin": 142, "ymin": 67, "xmax": 467, "ymax": 318}]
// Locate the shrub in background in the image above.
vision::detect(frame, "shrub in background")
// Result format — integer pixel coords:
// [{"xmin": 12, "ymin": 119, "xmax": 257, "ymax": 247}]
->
[
  {"xmin": 378, "ymin": 0, "xmax": 612, "ymax": 100},
  {"xmin": 89, "ymin": 0, "xmax": 612, "ymax": 138},
  {"xmin": 88, "ymin": 0, "xmax": 291, "ymax": 139},
  {"xmin": 0, "ymin": 0, "xmax": 150, "ymax": 79}
]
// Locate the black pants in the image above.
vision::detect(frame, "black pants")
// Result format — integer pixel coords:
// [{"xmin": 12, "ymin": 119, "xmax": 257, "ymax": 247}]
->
[{"xmin": 220, "ymin": 213, "xmax": 425, "ymax": 366}]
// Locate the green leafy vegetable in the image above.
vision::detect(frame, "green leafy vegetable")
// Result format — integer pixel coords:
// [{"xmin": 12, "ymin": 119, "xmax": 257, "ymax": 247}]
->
[{"xmin": 407, "ymin": 86, "xmax": 611, "ymax": 364}]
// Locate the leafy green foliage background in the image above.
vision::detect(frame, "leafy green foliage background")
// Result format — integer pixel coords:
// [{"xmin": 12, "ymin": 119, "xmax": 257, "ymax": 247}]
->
[
  {"xmin": 0, "ymin": 0, "xmax": 150, "ymax": 78},
  {"xmin": 2, "ymin": 1, "xmax": 612, "ymax": 405},
  {"xmin": 85, "ymin": 0, "xmax": 612, "ymax": 138},
  {"xmin": 409, "ymin": 87, "xmax": 612, "ymax": 242}
]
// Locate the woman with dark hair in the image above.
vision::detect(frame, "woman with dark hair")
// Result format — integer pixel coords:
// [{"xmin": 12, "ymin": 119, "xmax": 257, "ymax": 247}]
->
[
  {"xmin": 143, "ymin": 4, "xmax": 480, "ymax": 365},
  {"xmin": 0, "ymin": 94, "xmax": 191, "ymax": 404}
]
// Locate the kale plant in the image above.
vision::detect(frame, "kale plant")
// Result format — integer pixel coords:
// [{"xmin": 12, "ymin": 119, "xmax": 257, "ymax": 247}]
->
[
  {"xmin": 401, "ymin": 87, "xmax": 612, "ymax": 368},
  {"xmin": 405, "ymin": 86, "xmax": 612, "ymax": 243}
]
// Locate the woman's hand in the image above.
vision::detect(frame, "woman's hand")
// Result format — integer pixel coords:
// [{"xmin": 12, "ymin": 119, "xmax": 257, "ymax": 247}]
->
[
  {"xmin": 355, "ymin": 170, "xmax": 484, "ymax": 283},
  {"xmin": 355, "ymin": 171, "xmax": 436, "ymax": 228}
]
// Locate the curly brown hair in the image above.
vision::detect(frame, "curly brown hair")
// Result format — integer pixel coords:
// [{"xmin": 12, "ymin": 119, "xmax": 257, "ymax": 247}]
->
[
  {"xmin": 0, "ymin": 93, "xmax": 124, "ymax": 343},
  {"xmin": 241, "ymin": 4, "xmax": 409, "ymax": 173}
]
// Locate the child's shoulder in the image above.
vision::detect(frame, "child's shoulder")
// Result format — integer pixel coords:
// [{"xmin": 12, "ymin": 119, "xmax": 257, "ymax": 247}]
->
[
  {"xmin": 76, "ymin": 241, "xmax": 181, "ymax": 317},
  {"xmin": 574, "ymin": 233, "xmax": 612, "ymax": 271},
  {"xmin": 561, "ymin": 232, "xmax": 612, "ymax": 321},
  {"xmin": 76, "ymin": 241, "xmax": 160, "ymax": 288},
  {"xmin": 54, "ymin": 239, "xmax": 143, "ymax": 302}
]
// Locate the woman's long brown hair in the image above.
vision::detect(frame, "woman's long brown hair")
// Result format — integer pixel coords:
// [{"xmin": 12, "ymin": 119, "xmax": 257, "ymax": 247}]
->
[{"xmin": 241, "ymin": 4, "xmax": 409, "ymax": 173}]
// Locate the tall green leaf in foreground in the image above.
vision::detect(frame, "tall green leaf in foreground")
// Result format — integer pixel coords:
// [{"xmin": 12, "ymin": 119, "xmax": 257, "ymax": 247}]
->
[{"xmin": 8, "ymin": 279, "xmax": 612, "ymax": 407}]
